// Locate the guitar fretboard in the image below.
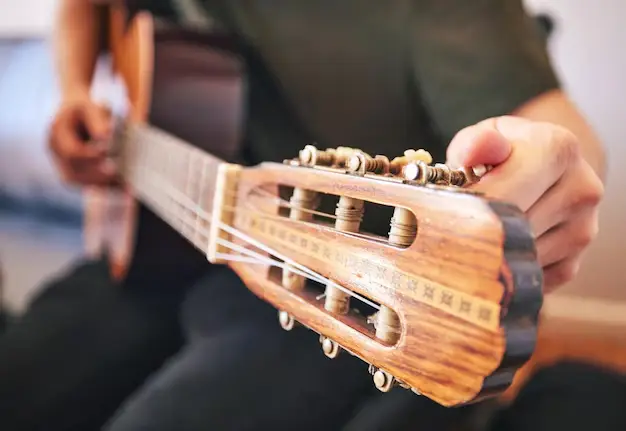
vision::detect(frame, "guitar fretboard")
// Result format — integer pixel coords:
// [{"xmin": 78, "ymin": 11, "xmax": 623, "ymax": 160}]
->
[{"xmin": 119, "ymin": 122, "xmax": 225, "ymax": 253}]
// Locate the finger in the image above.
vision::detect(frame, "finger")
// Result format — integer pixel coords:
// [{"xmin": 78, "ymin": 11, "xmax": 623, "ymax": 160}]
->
[
  {"xmin": 60, "ymin": 169, "xmax": 119, "ymax": 187},
  {"xmin": 465, "ymin": 117, "xmax": 578, "ymax": 212},
  {"xmin": 83, "ymin": 103, "xmax": 113, "ymax": 142},
  {"xmin": 50, "ymin": 113, "xmax": 108, "ymax": 163},
  {"xmin": 54, "ymin": 158, "xmax": 118, "ymax": 186},
  {"xmin": 535, "ymin": 207, "xmax": 599, "ymax": 267},
  {"xmin": 527, "ymin": 159, "xmax": 604, "ymax": 237},
  {"xmin": 446, "ymin": 118, "xmax": 513, "ymax": 168},
  {"xmin": 543, "ymin": 255, "xmax": 582, "ymax": 293}
]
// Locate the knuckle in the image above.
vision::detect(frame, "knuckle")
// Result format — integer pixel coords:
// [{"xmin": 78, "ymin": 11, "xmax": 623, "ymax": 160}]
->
[
  {"xmin": 567, "ymin": 175, "xmax": 604, "ymax": 213},
  {"xmin": 549, "ymin": 258, "xmax": 581, "ymax": 286},
  {"xmin": 549, "ymin": 126, "xmax": 580, "ymax": 170},
  {"xmin": 572, "ymin": 226, "xmax": 596, "ymax": 249},
  {"xmin": 585, "ymin": 177, "xmax": 605, "ymax": 206},
  {"xmin": 581, "ymin": 187, "xmax": 604, "ymax": 210}
]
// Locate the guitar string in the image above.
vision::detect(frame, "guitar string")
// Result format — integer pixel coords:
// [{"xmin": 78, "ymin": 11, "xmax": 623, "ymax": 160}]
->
[
  {"xmin": 136, "ymin": 170, "xmax": 390, "ymax": 246},
  {"xmin": 133, "ymin": 181, "xmax": 328, "ymax": 284},
  {"xmin": 125, "ymin": 125, "xmax": 387, "ymax": 308},
  {"xmin": 139, "ymin": 180, "xmax": 381, "ymax": 310},
  {"xmin": 126, "ymin": 123, "xmax": 393, "ymax": 245},
  {"xmin": 128, "ymin": 146, "xmax": 391, "ymax": 245},
  {"xmin": 130, "ymin": 162, "xmax": 383, "ymax": 310}
]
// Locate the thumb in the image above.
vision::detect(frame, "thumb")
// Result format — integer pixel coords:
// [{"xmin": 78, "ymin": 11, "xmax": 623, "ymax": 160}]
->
[
  {"xmin": 446, "ymin": 120, "xmax": 512, "ymax": 169},
  {"xmin": 82, "ymin": 103, "xmax": 113, "ymax": 141}
]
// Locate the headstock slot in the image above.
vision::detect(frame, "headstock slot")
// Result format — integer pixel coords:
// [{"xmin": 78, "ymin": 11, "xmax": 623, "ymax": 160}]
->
[
  {"xmin": 267, "ymin": 264, "xmax": 384, "ymax": 344},
  {"xmin": 275, "ymin": 184, "xmax": 409, "ymax": 248}
]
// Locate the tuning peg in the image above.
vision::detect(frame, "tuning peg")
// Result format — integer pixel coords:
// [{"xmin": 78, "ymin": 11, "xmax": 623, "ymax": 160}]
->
[
  {"xmin": 320, "ymin": 335, "xmax": 341, "ymax": 358},
  {"xmin": 278, "ymin": 310, "xmax": 297, "ymax": 331},
  {"xmin": 299, "ymin": 145, "xmax": 333, "ymax": 166},
  {"xmin": 369, "ymin": 365, "xmax": 396, "ymax": 392},
  {"xmin": 390, "ymin": 149, "xmax": 433, "ymax": 170},
  {"xmin": 458, "ymin": 164, "xmax": 493, "ymax": 185},
  {"xmin": 401, "ymin": 161, "xmax": 430, "ymax": 183},
  {"xmin": 298, "ymin": 145, "xmax": 362, "ymax": 168},
  {"xmin": 347, "ymin": 152, "xmax": 390, "ymax": 175}
]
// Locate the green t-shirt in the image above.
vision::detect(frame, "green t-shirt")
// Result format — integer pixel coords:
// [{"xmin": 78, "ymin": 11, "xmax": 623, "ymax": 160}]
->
[{"xmin": 127, "ymin": 0, "xmax": 559, "ymax": 166}]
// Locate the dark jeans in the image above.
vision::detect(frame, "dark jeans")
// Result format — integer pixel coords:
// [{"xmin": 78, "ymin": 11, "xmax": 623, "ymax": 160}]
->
[
  {"xmin": 104, "ymin": 267, "xmax": 626, "ymax": 431},
  {"xmin": 1, "ymin": 258, "xmax": 626, "ymax": 431},
  {"xmin": 0, "ymin": 258, "xmax": 188, "ymax": 431}
]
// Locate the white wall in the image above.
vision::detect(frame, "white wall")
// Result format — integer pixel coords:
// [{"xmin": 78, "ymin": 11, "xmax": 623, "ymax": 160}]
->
[
  {"xmin": 0, "ymin": 0, "xmax": 58, "ymax": 38},
  {"xmin": 524, "ymin": 0, "xmax": 626, "ymax": 304}
]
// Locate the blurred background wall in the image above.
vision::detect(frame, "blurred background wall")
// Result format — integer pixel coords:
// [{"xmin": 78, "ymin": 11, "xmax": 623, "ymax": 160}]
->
[
  {"xmin": 0, "ymin": 0, "xmax": 624, "ymax": 321},
  {"xmin": 523, "ymin": 0, "xmax": 626, "ymax": 326},
  {"xmin": 0, "ymin": 0, "xmax": 57, "ymax": 38}
]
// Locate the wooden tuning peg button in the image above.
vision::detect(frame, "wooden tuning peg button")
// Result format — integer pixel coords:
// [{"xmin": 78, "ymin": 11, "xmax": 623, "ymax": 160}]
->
[{"xmin": 390, "ymin": 149, "xmax": 433, "ymax": 175}]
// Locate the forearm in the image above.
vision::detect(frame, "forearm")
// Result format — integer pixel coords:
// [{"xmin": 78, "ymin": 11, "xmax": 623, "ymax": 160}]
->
[
  {"xmin": 514, "ymin": 89, "xmax": 607, "ymax": 183},
  {"xmin": 53, "ymin": 0, "xmax": 104, "ymax": 103}
]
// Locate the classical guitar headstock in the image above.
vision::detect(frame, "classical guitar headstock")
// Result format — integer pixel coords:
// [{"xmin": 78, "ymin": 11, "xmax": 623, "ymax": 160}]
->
[{"xmin": 215, "ymin": 145, "xmax": 543, "ymax": 407}]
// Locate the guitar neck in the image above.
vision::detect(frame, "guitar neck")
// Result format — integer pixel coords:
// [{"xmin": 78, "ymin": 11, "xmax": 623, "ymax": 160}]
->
[{"xmin": 118, "ymin": 121, "xmax": 227, "ymax": 254}]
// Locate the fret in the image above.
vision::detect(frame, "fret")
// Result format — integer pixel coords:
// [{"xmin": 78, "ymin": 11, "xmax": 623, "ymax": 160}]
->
[
  {"xmin": 194, "ymin": 157, "xmax": 210, "ymax": 250},
  {"xmin": 182, "ymin": 149, "xmax": 199, "ymax": 240},
  {"xmin": 118, "ymin": 121, "xmax": 224, "ymax": 255}
]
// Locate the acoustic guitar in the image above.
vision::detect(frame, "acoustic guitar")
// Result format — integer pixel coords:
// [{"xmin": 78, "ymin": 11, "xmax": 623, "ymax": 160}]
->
[{"xmin": 84, "ymin": 4, "xmax": 543, "ymax": 408}]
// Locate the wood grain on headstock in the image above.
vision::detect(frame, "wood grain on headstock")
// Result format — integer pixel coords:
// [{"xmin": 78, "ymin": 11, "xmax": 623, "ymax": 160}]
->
[{"xmin": 228, "ymin": 162, "xmax": 543, "ymax": 406}]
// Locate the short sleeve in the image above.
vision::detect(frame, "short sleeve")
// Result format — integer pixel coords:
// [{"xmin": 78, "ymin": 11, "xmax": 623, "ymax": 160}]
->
[{"xmin": 409, "ymin": 0, "xmax": 561, "ymax": 142}]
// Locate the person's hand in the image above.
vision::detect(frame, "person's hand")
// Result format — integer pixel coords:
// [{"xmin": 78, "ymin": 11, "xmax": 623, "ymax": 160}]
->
[
  {"xmin": 48, "ymin": 98, "xmax": 117, "ymax": 186},
  {"xmin": 447, "ymin": 116, "xmax": 604, "ymax": 293}
]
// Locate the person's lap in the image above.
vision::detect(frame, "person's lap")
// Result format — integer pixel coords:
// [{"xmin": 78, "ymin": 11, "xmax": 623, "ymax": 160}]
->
[
  {"xmin": 0, "ymin": 257, "xmax": 188, "ymax": 431},
  {"xmin": 105, "ymin": 267, "xmax": 386, "ymax": 431},
  {"xmin": 491, "ymin": 361, "xmax": 626, "ymax": 431},
  {"xmin": 102, "ymin": 265, "xmax": 626, "ymax": 431}
]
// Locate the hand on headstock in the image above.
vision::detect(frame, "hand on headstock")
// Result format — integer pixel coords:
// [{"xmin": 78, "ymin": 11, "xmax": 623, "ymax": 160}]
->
[{"xmin": 446, "ymin": 116, "xmax": 604, "ymax": 292}]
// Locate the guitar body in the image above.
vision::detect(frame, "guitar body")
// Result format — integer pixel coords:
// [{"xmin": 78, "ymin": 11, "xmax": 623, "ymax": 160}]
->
[
  {"xmin": 86, "ymin": 6, "xmax": 244, "ymax": 282},
  {"xmin": 83, "ymin": 6, "xmax": 152, "ymax": 279}
]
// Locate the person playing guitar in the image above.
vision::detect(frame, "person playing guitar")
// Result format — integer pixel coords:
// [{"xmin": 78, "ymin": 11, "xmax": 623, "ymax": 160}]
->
[{"xmin": 0, "ymin": 1, "xmax": 607, "ymax": 430}]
